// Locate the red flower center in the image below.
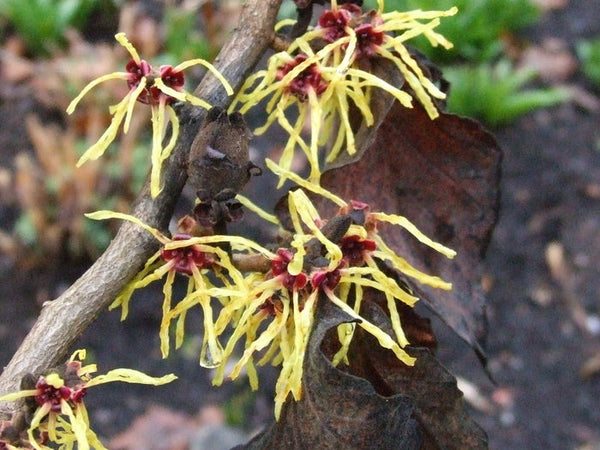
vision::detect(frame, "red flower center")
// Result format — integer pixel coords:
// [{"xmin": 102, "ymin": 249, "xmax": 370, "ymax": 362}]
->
[
  {"xmin": 161, "ymin": 235, "xmax": 214, "ymax": 275},
  {"xmin": 35, "ymin": 378, "xmax": 72, "ymax": 412},
  {"xmin": 319, "ymin": 8, "xmax": 352, "ymax": 43},
  {"xmin": 340, "ymin": 235, "xmax": 376, "ymax": 266},
  {"xmin": 70, "ymin": 388, "xmax": 87, "ymax": 404},
  {"xmin": 354, "ymin": 23, "xmax": 384, "ymax": 59},
  {"xmin": 311, "ymin": 267, "xmax": 342, "ymax": 291},
  {"xmin": 125, "ymin": 60, "xmax": 185, "ymax": 105},
  {"xmin": 159, "ymin": 65, "xmax": 185, "ymax": 90},
  {"xmin": 276, "ymin": 54, "xmax": 328, "ymax": 102},
  {"xmin": 318, "ymin": 6, "xmax": 384, "ymax": 60},
  {"xmin": 271, "ymin": 249, "xmax": 308, "ymax": 291}
]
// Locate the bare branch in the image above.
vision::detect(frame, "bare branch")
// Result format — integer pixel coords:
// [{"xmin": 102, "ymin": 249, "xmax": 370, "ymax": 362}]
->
[{"xmin": 0, "ymin": 0, "xmax": 282, "ymax": 418}]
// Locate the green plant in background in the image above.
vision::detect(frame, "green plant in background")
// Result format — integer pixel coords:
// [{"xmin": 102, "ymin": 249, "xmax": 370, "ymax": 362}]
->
[
  {"xmin": 163, "ymin": 6, "xmax": 212, "ymax": 64},
  {"xmin": 362, "ymin": 0, "xmax": 570, "ymax": 127},
  {"xmin": 223, "ymin": 387, "xmax": 257, "ymax": 427},
  {"xmin": 366, "ymin": 0, "xmax": 539, "ymax": 63},
  {"xmin": 0, "ymin": 0, "xmax": 104, "ymax": 56},
  {"xmin": 444, "ymin": 60, "xmax": 570, "ymax": 127},
  {"xmin": 577, "ymin": 38, "xmax": 600, "ymax": 86},
  {"xmin": 0, "ymin": 0, "xmax": 233, "ymax": 266}
]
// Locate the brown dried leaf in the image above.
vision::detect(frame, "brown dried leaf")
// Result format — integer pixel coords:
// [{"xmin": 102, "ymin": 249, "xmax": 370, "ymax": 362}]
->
[
  {"xmin": 346, "ymin": 300, "xmax": 488, "ymax": 449},
  {"xmin": 531, "ymin": 0, "xmax": 569, "ymax": 12},
  {"xmin": 518, "ymin": 39, "xmax": 578, "ymax": 84},
  {"xmin": 319, "ymin": 100, "xmax": 502, "ymax": 362},
  {"xmin": 239, "ymin": 298, "xmax": 423, "ymax": 450}
]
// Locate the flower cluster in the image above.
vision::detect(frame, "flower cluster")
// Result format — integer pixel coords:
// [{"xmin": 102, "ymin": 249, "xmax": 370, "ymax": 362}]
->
[
  {"xmin": 89, "ymin": 157, "xmax": 455, "ymax": 419},
  {"xmin": 67, "ymin": 33, "xmax": 233, "ymax": 197},
  {"xmin": 231, "ymin": 0, "xmax": 456, "ymax": 183},
  {"xmin": 0, "ymin": 350, "xmax": 175, "ymax": 450}
]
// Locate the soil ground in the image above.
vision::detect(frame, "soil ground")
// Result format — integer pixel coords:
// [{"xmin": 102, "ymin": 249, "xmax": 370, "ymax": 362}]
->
[{"xmin": 1, "ymin": 1, "xmax": 599, "ymax": 449}]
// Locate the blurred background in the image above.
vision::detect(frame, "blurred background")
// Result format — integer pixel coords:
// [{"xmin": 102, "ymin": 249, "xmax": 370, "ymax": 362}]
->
[{"xmin": 0, "ymin": 0, "xmax": 599, "ymax": 448}]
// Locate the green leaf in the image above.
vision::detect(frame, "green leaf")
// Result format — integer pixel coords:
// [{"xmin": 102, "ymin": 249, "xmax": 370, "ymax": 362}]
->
[
  {"xmin": 365, "ymin": 0, "xmax": 540, "ymax": 63},
  {"xmin": 14, "ymin": 213, "xmax": 38, "ymax": 246},
  {"xmin": 445, "ymin": 60, "xmax": 570, "ymax": 127},
  {"xmin": 577, "ymin": 39, "xmax": 600, "ymax": 86},
  {"xmin": 0, "ymin": 0, "xmax": 102, "ymax": 56}
]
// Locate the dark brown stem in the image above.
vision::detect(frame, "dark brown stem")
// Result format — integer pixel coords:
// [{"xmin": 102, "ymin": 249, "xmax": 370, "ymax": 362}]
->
[{"xmin": 0, "ymin": 0, "xmax": 282, "ymax": 419}]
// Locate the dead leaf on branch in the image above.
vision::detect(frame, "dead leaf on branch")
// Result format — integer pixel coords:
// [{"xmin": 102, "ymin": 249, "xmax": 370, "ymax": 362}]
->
[
  {"xmin": 318, "ymin": 100, "xmax": 502, "ymax": 364},
  {"xmin": 346, "ymin": 298, "xmax": 488, "ymax": 449},
  {"xmin": 238, "ymin": 291, "xmax": 486, "ymax": 449},
  {"xmin": 238, "ymin": 298, "xmax": 423, "ymax": 450}
]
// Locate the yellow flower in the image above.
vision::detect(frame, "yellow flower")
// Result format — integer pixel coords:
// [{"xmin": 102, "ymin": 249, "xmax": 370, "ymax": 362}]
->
[
  {"xmin": 86, "ymin": 211, "xmax": 274, "ymax": 367},
  {"xmin": 231, "ymin": 46, "xmax": 409, "ymax": 185},
  {"xmin": 231, "ymin": 2, "xmax": 456, "ymax": 183},
  {"xmin": 67, "ymin": 32, "xmax": 233, "ymax": 197},
  {"xmin": 0, "ymin": 350, "xmax": 175, "ymax": 450}
]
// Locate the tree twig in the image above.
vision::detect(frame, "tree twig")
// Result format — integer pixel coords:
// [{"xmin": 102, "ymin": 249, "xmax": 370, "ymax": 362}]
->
[{"xmin": 0, "ymin": 0, "xmax": 282, "ymax": 418}]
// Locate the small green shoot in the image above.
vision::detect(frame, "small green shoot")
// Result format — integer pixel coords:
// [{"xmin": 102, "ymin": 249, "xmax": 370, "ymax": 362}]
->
[
  {"xmin": 445, "ymin": 60, "xmax": 571, "ymax": 127},
  {"xmin": 576, "ymin": 39, "xmax": 600, "ymax": 87},
  {"xmin": 163, "ymin": 6, "xmax": 212, "ymax": 64},
  {"xmin": 366, "ymin": 0, "xmax": 539, "ymax": 63},
  {"xmin": 222, "ymin": 387, "xmax": 257, "ymax": 427},
  {"xmin": 0, "ymin": 0, "xmax": 101, "ymax": 56}
]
